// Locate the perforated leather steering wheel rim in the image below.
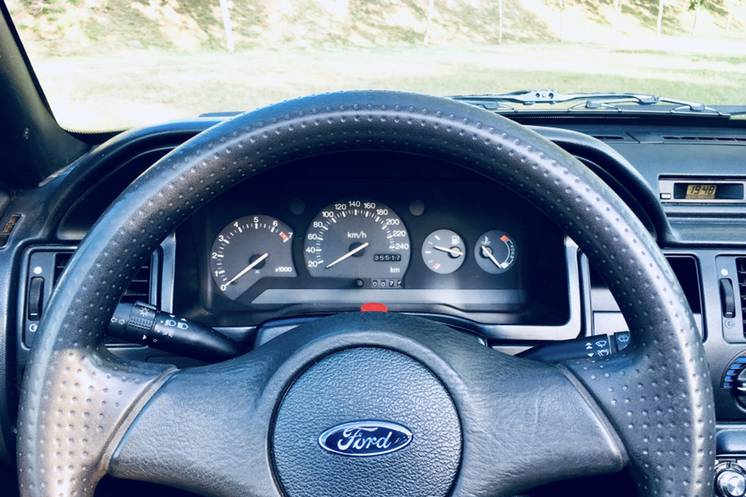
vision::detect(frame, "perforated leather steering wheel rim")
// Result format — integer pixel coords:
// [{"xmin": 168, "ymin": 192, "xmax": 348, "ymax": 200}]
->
[{"xmin": 17, "ymin": 91, "xmax": 715, "ymax": 497}]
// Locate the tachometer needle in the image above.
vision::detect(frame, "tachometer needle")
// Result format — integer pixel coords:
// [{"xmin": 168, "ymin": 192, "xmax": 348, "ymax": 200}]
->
[
  {"xmin": 224, "ymin": 252, "xmax": 269, "ymax": 286},
  {"xmin": 434, "ymin": 245, "xmax": 463, "ymax": 258},
  {"xmin": 480, "ymin": 245, "xmax": 505, "ymax": 269},
  {"xmin": 325, "ymin": 242, "xmax": 370, "ymax": 269}
]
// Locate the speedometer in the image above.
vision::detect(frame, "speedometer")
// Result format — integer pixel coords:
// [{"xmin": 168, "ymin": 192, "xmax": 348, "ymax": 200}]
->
[{"xmin": 304, "ymin": 200, "xmax": 410, "ymax": 287}]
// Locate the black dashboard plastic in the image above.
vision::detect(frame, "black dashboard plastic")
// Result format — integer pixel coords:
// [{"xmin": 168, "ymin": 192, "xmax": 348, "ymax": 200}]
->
[{"xmin": 53, "ymin": 120, "xmax": 664, "ymax": 242}]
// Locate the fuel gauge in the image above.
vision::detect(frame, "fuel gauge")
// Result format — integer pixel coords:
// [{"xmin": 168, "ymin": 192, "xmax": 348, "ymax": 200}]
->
[{"xmin": 422, "ymin": 229, "xmax": 466, "ymax": 274}]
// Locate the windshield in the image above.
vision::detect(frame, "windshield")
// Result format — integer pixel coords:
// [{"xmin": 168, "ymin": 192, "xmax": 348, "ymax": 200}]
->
[{"xmin": 7, "ymin": 0, "xmax": 746, "ymax": 131}]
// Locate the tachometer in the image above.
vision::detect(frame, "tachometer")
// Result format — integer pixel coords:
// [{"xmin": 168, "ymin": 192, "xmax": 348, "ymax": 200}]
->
[
  {"xmin": 304, "ymin": 200, "xmax": 410, "ymax": 287},
  {"xmin": 210, "ymin": 215, "xmax": 296, "ymax": 300}
]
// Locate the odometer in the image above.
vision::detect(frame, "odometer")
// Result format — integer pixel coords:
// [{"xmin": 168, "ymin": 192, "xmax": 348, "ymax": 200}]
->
[{"xmin": 304, "ymin": 200, "xmax": 410, "ymax": 287}]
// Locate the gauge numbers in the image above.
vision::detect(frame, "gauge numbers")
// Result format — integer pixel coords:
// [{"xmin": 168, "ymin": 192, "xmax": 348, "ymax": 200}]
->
[
  {"xmin": 422, "ymin": 229, "xmax": 465, "ymax": 274},
  {"xmin": 304, "ymin": 200, "xmax": 410, "ymax": 287},
  {"xmin": 210, "ymin": 215, "xmax": 296, "ymax": 300}
]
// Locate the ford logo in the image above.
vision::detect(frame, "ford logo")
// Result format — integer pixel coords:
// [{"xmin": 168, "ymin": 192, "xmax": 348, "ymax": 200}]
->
[{"xmin": 318, "ymin": 420, "xmax": 413, "ymax": 457}]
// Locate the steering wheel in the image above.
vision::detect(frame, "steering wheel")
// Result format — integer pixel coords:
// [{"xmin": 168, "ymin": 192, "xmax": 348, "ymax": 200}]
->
[{"xmin": 17, "ymin": 92, "xmax": 715, "ymax": 497}]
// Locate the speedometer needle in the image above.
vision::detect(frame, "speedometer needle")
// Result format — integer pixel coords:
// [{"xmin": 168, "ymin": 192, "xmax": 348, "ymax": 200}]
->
[
  {"xmin": 224, "ymin": 252, "xmax": 269, "ymax": 286},
  {"xmin": 325, "ymin": 242, "xmax": 370, "ymax": 269},
  {"xmin": 480, "ymin": 245, "xmax": 505, "ymax": 269}
]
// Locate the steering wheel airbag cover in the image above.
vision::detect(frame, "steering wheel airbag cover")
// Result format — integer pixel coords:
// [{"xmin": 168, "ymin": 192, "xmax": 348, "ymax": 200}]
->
[
  {"xmin": 18, "ymin": 91, "xmax": 714, "ymax": 497},
  {"xmin": 273, "ymin": 347, "xmax": 460, "ymax": 497}
]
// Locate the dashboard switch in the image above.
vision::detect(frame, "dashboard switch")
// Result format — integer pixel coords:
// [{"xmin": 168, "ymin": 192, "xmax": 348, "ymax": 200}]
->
[
  {"xmin": 716, "ymin": 462, "xmax": 746, "ymax": 497},
  {"xmin": 720, "ymin": 355, "xmax": 746, "ymax": 389},
  {"xmin": 518, "ymin": 332, "xmax": 630, "ymax": 363},
  {"xmin": 720, "ymin": 278, "xmax": 737, "ymax": 319},
  {"xmin": 109, "ymin": 301, "xmax": 241, "ymax": 361},
  {"xmin": 27, "ymin": 276, "xmax": 44, "ymax": 320}
]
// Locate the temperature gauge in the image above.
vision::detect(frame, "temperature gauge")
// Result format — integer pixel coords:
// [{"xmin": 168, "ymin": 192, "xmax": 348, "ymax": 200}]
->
[
  {"xmin": 475, "ymin": 230, "xmax": 516, "ymax": 274},
  {"xmin": 422, "ymin": 229, "xmax": 465, "ymax": 274}
]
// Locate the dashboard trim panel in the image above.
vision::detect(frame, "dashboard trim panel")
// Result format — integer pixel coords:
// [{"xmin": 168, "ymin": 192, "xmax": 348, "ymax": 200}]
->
[
  {"xmin": 250, "ymin": 288, "xmax": 527, "ymax": 306},
  {"xmin": 478, "ymin": 237, "xmax": 582, "ymax": 341},
  {"xmin": 235, "ymin": 237, "xmax": 583, "ymax": 343}
]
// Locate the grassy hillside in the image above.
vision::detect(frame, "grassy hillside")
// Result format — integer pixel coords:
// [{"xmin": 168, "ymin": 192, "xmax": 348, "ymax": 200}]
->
[
  {"xmin": 6, "ymin": 0, "xmax": 746, "ymax": 130},
  {"xmin": 9, "ymin": 0, "xmax": 746, "ymax": 55}
]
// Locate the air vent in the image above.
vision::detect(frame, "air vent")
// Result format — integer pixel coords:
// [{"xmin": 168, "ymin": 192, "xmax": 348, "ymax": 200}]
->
[
  {"xmin": 663, "ymin": 135, "xmax": 746, "ymax": 143},
  {"xmin": 53, "ymin": 251, "xmax": 154, "ymax": 304},
  {"xmin": 122, "ymin": 260, "xmax": 153, "ymax": 303},
  {"xmin": 666, "ymin": 255, "xmax": 702, "ymax": 314},
  {"xmin": 53, "ymin": 251, "xmax": 72, "ymax": 284},
  {"xmin": 592, "ymin": 134, "xmax": 627, "ymax": 142},
  {"xmin": 738, "ymin": 258, "xmax": 746, "ymax": 333}
]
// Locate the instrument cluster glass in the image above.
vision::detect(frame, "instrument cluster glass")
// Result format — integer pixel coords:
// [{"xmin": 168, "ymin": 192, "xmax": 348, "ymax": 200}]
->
[
  {"xmin": 303, "ymin": 200, "xmax": 410, "ymax": 288},
  {"xmin": 209, "ymin": 201, "xmax": 518, "ymax": 300},
  {"xmin": 209, "ymin": 215, "xmax": 296, "ymax": 300},
  {"xmin": 181, "ymin": 154, "xmax": 569, "ymax": 327}
]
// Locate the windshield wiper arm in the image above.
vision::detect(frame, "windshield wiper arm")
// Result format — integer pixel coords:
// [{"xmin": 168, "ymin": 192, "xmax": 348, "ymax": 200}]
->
[
  {"xmin": 577, "ymin": 94, "xmax": 727, "ymax": 115},
  {"xmin": 451, "ymin": 89, "xmax": 730, "ymax": 116},
  {"xmin": 454, "ymin": 89, "xmax": 658, "ymax": 105}
]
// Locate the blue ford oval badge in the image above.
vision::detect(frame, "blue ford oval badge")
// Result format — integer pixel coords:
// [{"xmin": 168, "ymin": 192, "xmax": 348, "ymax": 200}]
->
[{"xmin": 318, "ymin": 420, "xmax": 413, "ymax": 457}]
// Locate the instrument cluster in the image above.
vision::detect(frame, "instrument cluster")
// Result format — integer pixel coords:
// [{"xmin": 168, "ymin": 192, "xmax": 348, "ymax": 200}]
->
[
  {"xmin": 175, "ymin": 153, "xmax": 569, "ymax": 327},
  {"xmin": 209, "ymin": 199, "xmax": 518, "ymax": 300}
]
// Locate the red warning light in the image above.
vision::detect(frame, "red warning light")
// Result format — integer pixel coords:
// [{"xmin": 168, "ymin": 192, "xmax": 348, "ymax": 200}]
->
[{"xmin": 360, "ymin": 302, "xmax": 389, "ymax": 313}]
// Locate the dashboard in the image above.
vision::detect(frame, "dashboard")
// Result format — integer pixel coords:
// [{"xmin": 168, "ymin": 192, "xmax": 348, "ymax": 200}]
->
[
  {"xmin": 174, "ymin": 153, "xmax": 569, "ymax": 329},
  {"xmin": 4, "ymin": 113, "xmax": 746, "ymax": 473}
]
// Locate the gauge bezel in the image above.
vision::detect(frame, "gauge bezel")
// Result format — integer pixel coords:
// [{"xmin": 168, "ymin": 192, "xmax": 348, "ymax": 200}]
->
[
  {"xmin": 180, "ymin": 152, "xmax": 569, "ymax": 330},
  {"xmin": 209, "ymin": 215, "xmax": 296, "ymax": 300},
  {"xmin": 474, "ymin": 230, "xmax": 517, "ymax": 274},
  {"xmin": 303, "ymin": 199, "xmax": 411, "ymax": 287},
  {"xmin": 421, "ymin": 229, "xmax": 466, "ymax": 275}
]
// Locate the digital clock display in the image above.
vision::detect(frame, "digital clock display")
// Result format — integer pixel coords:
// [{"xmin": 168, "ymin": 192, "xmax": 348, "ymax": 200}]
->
[
  {"xmin": 685, "ymin": 184, "xmax": 718, "ymax": 200},
  {"xmin": 666, "ymin": 179, "xmax": 743, "ymax": 202}
]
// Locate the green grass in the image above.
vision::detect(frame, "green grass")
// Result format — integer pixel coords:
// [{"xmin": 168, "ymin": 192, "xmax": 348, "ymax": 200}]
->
[
  {"xmin": 8, "ymin": 0, "xmax": 746, "ymax": 129},
  {"xmin": 30, "ymin": 43, "xmax": 746, "ymax": 131}
]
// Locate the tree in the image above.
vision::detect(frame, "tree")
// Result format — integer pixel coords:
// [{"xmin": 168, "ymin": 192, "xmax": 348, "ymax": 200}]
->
[
  {"xmin": 656, "ymin": 0, "xmax": 665, "ymax": 35},
  {"xmin": 424, "ymin": 0, "xmax": 436, "ymax": 44},
  {"xmin": 613, "ymin": 0, "xmax": 623, "ymax": 24},
  {"xmin": 497, "ymin": 0, "xmax": 504, "ymax": 45},
  {"xmin": 219, "ymin": 0, "xmax": 235, "ymax": 52},
  {"xmin": 688, "ymin": 0, "xmax": 711, "ymax": 34}
]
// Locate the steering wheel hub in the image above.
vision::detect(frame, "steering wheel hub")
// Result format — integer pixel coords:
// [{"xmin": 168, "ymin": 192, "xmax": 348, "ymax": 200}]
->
[{"xmin": 272, "ymin": 346, "xmax": 460, "ymax": 497}]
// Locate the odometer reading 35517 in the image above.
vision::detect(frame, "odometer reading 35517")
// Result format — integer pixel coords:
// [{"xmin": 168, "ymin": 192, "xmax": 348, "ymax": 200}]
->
[{"xmin": 304, "ymin": 200, "xmax": 410, "ymax": 287}]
